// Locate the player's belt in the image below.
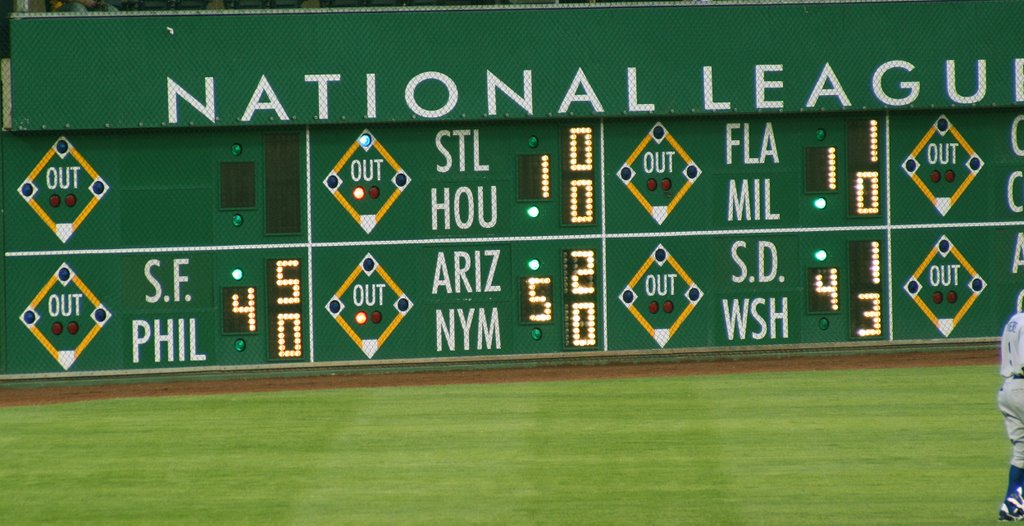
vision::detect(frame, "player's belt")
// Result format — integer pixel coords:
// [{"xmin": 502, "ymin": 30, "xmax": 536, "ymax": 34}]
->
[{"xmin": 1013, "ymin": 374, "xmax": 1024, "ymax": 379}]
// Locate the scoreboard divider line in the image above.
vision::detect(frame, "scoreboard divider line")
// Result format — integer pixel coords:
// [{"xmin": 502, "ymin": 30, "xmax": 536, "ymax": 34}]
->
[
  {"xmin": 600, "ymin": 119, "xmax": 609, "ymax": 352},
  {"xmin": 11, "ymin": 221, "xmax": 1024, "ymax": 259},
  {"xmin": 6, "ymin": 243, "xmax": 311, "ymax": 257},
  {"xmin": 886, "ymin": 112, "xmax": 894, "ymax": 341},
  {"xmin": 306, "ymin": 125, "xmax": 315, "ymax": 363}
]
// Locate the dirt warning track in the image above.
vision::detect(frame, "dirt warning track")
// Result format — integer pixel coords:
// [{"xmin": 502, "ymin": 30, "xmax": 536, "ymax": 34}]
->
[{"xmin": 0, "ymin": 349, "xmax": 995, "ymax": 408}]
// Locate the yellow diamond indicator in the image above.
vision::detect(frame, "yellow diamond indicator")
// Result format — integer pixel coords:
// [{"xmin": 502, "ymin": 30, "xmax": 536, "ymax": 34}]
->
[
  {"xmin": 325, "ymin": 254, "xmax": 412, "ymax": 359},
  {"xmin": 20, "ymin": 263, "xmax": 111, "ymax": 371},
  {"xmin": 901, "ymin": 115, "xmax": 983, "ymax": 216},
  {"xmin": 902, "ymin": 235, "xmax": 985, "ymax": 337},
  {"xmin": 19, "ymin": 137, "xmax": 108, "ymax": 243},
  {"xmin": 323, "ymin": 130, "xmax": 409, "ymax": 234},
  {"xmin": 619, "ymin": 244, "xmax": 702, "ymax": 347},
  {"xmin": 616, "ymin": 122, "xmax": 702, "ymax": 225}
]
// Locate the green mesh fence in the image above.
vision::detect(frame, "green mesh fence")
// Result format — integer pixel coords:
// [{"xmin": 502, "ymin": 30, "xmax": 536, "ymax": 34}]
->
[{"xmin": 0, "ymin": 0, "xmax": 1019, "ymax": 376}]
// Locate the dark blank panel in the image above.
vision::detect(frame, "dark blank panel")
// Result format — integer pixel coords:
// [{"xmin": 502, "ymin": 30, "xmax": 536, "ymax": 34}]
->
[
  {"xmin": 220, "ymin": 162, "xmax": 256, "ymax": 209},
  {"xmin": 265, "ymin": 133, "xmax": 301, "ymax": 234}
]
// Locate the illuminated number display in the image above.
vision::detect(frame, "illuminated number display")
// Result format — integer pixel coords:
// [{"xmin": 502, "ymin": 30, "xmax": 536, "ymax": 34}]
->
[
  {"xmin": 222, "ymin": 287, "xmax": 257, "ymax": 334},
  {"xmin": 520, "ymin": 277, "xmax": 553, "ymax": 323},
  {"xmin": 267, "ymin": 259, "xmax": 304, "ymax": 359},
  {"xmin": 847, "ymin": 119, "xmax": 881, "ymax": 216},
  {"xmin": 517, "ymin": 154, "xmax": 551, "ymax": 200},
  {"xmin": 561, "ymin": 127, "xmax": 595, "ymax": 225},
  {"xmin": 849, "ymin": 240, "xmax": 883, "ymax": 337},
  {"xmin": 563, "ymin": 249, "xmax": 597, "ymax": 348},
  {"xmin": 807, "ymin": 267, "xmax": 840, "ymax": 313},
  {"xmin": 805, "ymin": 146, "xmax": 838, "ymax": 192}
]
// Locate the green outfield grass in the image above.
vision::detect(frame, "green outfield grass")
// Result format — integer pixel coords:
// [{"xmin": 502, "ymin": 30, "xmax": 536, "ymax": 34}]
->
[{"xmin": 0, "ymin": 364, "xmax": 1006, "ymax": 524}]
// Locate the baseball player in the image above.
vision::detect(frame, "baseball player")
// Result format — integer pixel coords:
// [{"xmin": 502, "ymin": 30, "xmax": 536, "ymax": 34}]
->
[{"xmin": 999, "ymin": 311, "xmax": 1024, "ymax": 521}]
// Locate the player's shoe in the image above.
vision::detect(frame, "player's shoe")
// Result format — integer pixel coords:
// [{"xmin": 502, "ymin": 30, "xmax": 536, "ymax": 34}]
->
[
  {"xmin": 1000, "ymin": 487, "xmax": 1024, "ymax": 521},
  {"xmin": 1000, "ymin": 503, "xmax": 1024, "ymax": 521}
]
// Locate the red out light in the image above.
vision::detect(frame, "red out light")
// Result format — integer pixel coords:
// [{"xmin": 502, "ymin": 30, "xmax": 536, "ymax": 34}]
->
[
  {"xmin": 355, "ymin": 311, "xmax": 368, "ymax": 325},
  {"xmin": 353, "ymin": 186, "xmax": 366, "ymax": 200}
]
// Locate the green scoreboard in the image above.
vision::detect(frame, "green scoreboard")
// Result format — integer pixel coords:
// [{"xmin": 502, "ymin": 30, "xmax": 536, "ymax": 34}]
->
[{"xmin": 2, "ymin": 0, "xmax": 1023, "ymax": 376}]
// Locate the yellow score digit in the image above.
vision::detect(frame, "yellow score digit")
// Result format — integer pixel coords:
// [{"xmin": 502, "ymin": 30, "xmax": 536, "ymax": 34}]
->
[
  {"xmin": 566, "ymin": 127, "xmax": 593, "ymax": 172},
  {"xmin": 813, "ymin": 268, "xmax": 839, "ymax": 312},
  {"xmin": 853, "ymin": 171, "xmax": 880, "ymax": 215},
  {"xmin": 231, "ymin": 287, "xmax": 257, "ymax": 332},
  {"xmin": 271, "ymin": 259, "xmax": 303, "ymax": 359},
  {"xmin": 855, "ymin": 292, "xmax": 882, "ymax": 337},
  {"xmin": 568, "ymin": 179, "xmax": 595, "ymax": 224},
  {"xmin": 568, "ymin": 250, "xmax": 596, "ymax": 294},
  {"xmin": 526, "ymin": 277, "xmax": 553, "ymax": 323},
  {"xmin": 569, "ymin": 302, "xmax": 597, "ymax": 347}
]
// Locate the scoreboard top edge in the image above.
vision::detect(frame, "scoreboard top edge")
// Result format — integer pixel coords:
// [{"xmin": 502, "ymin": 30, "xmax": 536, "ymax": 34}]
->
[
  {"xmin": 8, "ymin": 0, "xmax": 972, "ymax": 19},
  {"xmin": 6, "ymin": 0, "xmax": 1024, "ymax": 131}
]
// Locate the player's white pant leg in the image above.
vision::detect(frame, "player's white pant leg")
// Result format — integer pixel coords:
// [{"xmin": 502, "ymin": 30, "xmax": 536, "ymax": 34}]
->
[{"xmin": 998, "ymin": 378, "xmax": 1024, "ymax": 468}]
